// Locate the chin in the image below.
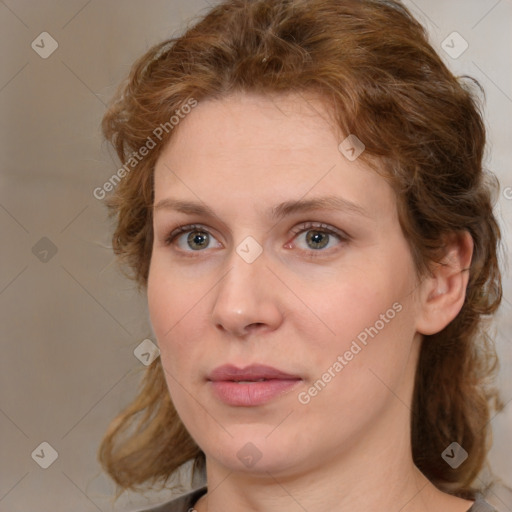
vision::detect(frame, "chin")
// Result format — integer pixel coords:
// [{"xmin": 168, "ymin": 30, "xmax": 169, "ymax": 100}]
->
[{"xmin": 203, "ymin": 432, "xmax": 307, "ymax": 476}]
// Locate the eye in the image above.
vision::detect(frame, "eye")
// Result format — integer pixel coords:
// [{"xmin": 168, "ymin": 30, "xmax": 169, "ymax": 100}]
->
[
  {"xmin": 164, "ymin": 222, "xmax": 347, "ymax": 255},
  {"xmin": 165, "ymin": 224, "xmax": 222, "ymax": 252},
  {"xmin": 288, "ymin": 222, "xmax": 347, "ymax": 253}
]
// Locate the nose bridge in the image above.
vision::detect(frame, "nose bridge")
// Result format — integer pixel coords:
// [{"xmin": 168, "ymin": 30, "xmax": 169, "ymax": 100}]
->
[{"xmin": 211, "ymin": 244, "xmax": 282, "ymax": 335}]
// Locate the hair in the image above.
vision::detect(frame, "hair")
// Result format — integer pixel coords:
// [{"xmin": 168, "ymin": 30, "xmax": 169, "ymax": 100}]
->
[{"xmin": 98, "ymin": 0, "xmax": 503, "ymax": 501}]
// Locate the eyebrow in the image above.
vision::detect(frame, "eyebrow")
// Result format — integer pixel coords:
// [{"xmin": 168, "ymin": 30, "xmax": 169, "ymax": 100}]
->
[{"xmin": 154, "ymin": 195, "xmax": 371, "ymax": 220}]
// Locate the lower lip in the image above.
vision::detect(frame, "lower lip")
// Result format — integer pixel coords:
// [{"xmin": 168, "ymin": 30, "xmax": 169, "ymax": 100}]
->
[{"xmin": 209, "ymin": 379, "xmax": 301, "ymax": 406}]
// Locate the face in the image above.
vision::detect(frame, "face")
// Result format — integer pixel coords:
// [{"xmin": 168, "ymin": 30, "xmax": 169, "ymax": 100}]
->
[{"xmin": 148, "ymin": 92, "xmax": 424, "ymax": 478}]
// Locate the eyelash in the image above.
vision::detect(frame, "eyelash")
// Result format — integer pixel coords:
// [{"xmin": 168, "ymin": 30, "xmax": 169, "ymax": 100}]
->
[
  {"xmin": 289, "ymin": 222, "xmax": 348, "ymax": 251},
  {"xmin": 164, "ymin": 224, "xmax": 202, "ymax": 246},
  {"xmin": 164, "ymin": 222, "xmax": 348, "ymax": 257}
]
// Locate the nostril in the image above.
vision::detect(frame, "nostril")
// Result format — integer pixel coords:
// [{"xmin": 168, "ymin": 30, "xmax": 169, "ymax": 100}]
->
[{"xmin": 247, "ymin": 322, "xmax": 265, "ymax": 330}]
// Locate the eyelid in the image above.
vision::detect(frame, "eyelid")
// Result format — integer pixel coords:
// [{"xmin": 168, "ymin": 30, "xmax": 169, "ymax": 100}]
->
[
  {"xmin": 164, "ymin": 223, "xmax": 219, "ymax": 246},
  {"xmin": 289, "ymin": 221, "xmax": 349, "ymax": 240},
  {"xmin": 165, "ymin": 223, "xmax": 201, "ymax": 244},
  {"xmin": 284, "ymin": 221, "xmax": 349, "ymax": 257},
  {"xmin": 163, "ymin": 221, "xmax": 349, "ymax": 254}
]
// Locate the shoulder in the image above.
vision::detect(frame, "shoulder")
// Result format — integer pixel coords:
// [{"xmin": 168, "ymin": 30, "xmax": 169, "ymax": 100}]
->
[{"xmin": 134, "ymin": 486, "xmax": 207, "ymax": 512}]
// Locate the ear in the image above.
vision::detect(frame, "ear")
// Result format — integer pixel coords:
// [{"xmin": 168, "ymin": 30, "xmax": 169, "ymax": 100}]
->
[{"xmin": 415, "ymin": 231, "xmax": 474, "ymax": 336}]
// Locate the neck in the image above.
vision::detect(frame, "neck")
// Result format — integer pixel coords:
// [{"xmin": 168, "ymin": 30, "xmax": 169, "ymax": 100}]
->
[
  {"xmin": 194, "ymin": 402, "xmax": 453, "ymax": 512},
  {"xmin": 192, "ymin": 341, "xmax": 473, "ymax": 512}
]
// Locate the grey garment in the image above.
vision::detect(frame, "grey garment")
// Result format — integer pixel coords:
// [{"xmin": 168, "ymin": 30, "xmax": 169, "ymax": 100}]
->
[
  {"xmin": 469, "ymin": 495, "xmax": 500, "ymax": 512},
  {"xmin": 135, "ymin": 486, "xmax": 207, "ymax": 512},
  {"xmin": 136, "ymin": 487, "xmax": 498, "ymax": 512}
]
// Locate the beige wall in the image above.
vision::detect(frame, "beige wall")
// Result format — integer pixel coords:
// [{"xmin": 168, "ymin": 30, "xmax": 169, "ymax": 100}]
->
[{"xmin": 1, "ymin": 1, "xmax": 511, "ymax": 510}]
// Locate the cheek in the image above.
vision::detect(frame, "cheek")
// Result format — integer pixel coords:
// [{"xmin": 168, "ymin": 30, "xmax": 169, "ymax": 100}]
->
[
  {"xmin": 147, "ymin": 263, "xmax": 204, "ymax": 366},
  {"xmin": 148, "ymin": 252, "xmax": 204, "ymax": 328},
  {"xmin": 299, "ymin": 253, "xmax": 417, "ymax": 370},
  {"xmin": 300, "ymin": 269, "xmax": 395, "ymax": 337},
  {"xmin": 147, "ymin": 270, "xmax": 208, "ymax": 412}
]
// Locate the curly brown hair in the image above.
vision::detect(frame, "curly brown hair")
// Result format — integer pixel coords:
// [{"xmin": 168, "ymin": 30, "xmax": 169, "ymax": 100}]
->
[{"xmin": 98, "ymin": 0, "xmax": 503, "ymax": 501}]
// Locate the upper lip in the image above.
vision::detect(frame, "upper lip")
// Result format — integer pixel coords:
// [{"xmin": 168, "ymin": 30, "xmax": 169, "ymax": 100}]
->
[{"xmin": 208, "ymin": 364, "xmax": 301, "ymax": 382}]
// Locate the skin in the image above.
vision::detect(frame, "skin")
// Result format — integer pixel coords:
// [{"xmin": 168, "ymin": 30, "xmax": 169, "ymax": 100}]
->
[{"xmin": 147, "ymin": 91, "xmax": 474, "ymax": 512}]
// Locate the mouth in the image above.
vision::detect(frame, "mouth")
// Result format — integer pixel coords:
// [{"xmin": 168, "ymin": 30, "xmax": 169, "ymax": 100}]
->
[
  {"xmin": 208, "ymin": 363, "xmax": 301, "ymax": 382},
  {"xmin": 207, "ymin": 364, "xmax": 302, "ymax": 406}
]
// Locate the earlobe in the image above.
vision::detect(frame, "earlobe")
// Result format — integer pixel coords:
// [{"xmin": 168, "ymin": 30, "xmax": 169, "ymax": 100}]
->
[{"xmin": 416, "ymin": 231, "xmax": 474, "ymax": 336}]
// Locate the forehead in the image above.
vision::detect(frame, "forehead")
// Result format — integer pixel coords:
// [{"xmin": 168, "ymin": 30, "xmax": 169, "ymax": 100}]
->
[
  {"xmin": 152, "ymin": 92, "xmax": 396, "ymax": 222},
  {"xmin": 160, "ymin": 92, "xmax": 339, "ymax": 163}
]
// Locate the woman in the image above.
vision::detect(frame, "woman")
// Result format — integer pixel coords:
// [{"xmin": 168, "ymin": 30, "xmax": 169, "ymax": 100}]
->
[{"xmin": 98, "ymin": 1, "xmax": 504, "ymax": 510}]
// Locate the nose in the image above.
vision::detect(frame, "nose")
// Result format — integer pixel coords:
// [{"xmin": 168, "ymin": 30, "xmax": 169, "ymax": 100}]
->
[{"xmin": 210, "ymin": 250, "xmax": 284, "ymax": 337}]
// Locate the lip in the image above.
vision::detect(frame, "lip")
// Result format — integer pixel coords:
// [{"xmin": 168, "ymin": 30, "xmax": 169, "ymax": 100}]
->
[
  {"xmin": 207, "ymin": 364, "xmax": 302, "ymax": 407},
  {"xmin": 208, "ymin": 364, "xmax": 301, "ymax": 381}
]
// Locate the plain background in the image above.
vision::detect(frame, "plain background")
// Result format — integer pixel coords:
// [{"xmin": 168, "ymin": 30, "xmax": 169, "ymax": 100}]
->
[{"xmin": 0, "ymin": 1, "xmax": 511, "ymax": 511}]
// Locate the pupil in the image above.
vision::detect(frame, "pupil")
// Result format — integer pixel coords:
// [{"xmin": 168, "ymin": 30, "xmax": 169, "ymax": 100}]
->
[
  {"xmin": 306, "ymin": 230, "xmax": 329, "ymax": 249},
  {"xmin": 188, "ymin": 231, "xmax": 209, "ymax": 250}
]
